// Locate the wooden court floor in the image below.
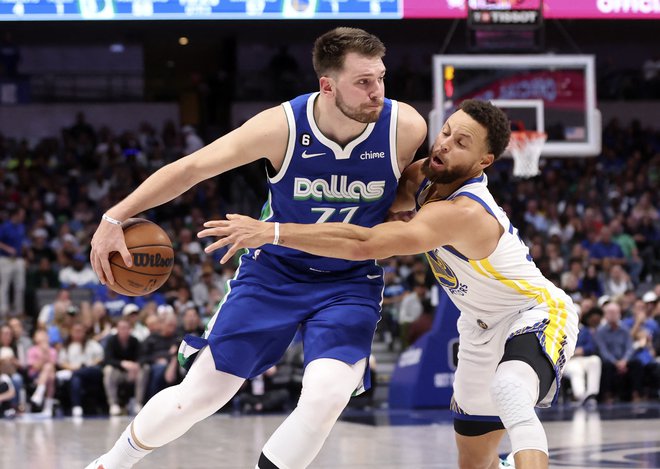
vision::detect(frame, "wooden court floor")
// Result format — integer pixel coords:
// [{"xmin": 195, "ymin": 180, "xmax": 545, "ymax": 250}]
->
[{"xmin": 1, "ymin": 403, "xmax": 658, "ymax": 468}]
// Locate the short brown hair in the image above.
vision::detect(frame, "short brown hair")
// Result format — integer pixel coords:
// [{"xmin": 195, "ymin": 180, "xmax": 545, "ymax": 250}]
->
[
  {"xmin": 312, "ymin": 27, "xmax": 386, "ymax": 78},
  {"xmin": 459, "ymin": 99, "xmax": 511, "ymax": 160}
]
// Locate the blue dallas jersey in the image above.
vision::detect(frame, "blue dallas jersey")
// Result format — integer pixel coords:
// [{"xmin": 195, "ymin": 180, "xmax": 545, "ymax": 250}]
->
[{"xmin": 259, "ymin": 92, "xmax": 401, "ymax": 273}]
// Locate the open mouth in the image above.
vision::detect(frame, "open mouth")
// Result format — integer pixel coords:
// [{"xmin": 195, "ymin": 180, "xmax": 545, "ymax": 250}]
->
[{"xmin": 431, "ymin": 155, "xmax": 444, "ymax": 168}]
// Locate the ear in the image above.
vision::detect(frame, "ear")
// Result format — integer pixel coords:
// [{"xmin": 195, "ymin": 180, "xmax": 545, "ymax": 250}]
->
[
  {"xmin": 481, "ymin": 153, "xmax": 495, "ymax": 169},
  {"xmin": 319, "ymin": 76, "xmax": 335, "ymax": 97}
]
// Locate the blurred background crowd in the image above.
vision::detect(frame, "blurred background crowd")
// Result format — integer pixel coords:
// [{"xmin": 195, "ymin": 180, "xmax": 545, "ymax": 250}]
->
[
  {"xmin": 0, "ymin": 110, "xmax": 657, "ymax": 419},
  {"xmin": 1, "ymin": 17, "xmax": 659, "ymax": 417}
]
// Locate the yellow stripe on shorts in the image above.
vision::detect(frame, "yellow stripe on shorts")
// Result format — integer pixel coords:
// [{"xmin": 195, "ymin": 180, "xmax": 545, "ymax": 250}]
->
[{"xmin": 469, "ymin": 258, "xmax": 569, "ymax": 365}]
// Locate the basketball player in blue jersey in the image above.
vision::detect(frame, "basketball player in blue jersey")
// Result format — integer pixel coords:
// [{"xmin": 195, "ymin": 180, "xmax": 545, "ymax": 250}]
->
[
  {"xmin": 202, "ymin": 100, "xmax": 579, "ymax": 469},
  {"xmin": 86, "ymin": 28, "xmax": 427, "ymax": 469}
]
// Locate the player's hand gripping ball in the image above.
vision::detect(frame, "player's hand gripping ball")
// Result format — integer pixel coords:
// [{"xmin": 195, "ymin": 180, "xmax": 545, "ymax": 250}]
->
[{"xmin": 108, "ymin": 218, "xmax": 174, "ymax": 296}]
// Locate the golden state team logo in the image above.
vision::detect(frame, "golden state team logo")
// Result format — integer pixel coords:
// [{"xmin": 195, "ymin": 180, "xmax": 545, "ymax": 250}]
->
[{"xmin": 425, "ymin": 251, "xmax": 459, "ymax": 290}]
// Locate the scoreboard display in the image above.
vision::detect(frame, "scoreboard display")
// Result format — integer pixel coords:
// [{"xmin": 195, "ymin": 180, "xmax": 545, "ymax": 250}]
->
[
  {"xmin": 0, "ymin": 0, "xmax": 402, "ymax": 20},
  {"xmin": 468, "ymin": 0, "xmax": 543, "ymax": 26},
  {"xmin": 465, "ymin": 0, "xmax": 544, "ymax": 50}
]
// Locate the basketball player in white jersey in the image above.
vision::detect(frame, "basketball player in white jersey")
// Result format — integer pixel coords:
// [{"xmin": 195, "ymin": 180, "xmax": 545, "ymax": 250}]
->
[
  {"xmin": 201, "ymin": 99, "xmax": 579, "ymax": 469},
  {"xmin": 86, "ymin": 28, "xmax": 427, "ymax": 469}
]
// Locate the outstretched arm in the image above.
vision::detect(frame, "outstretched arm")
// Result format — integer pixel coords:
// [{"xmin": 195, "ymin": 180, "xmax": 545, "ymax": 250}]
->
[{"xmin": 198, "ymin": 197, "xmax": 496, "ymax": 264}]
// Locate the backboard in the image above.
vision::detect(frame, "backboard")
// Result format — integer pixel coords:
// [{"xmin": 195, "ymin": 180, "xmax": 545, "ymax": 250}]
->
[{"xmin": 431, "ymin": 54, "xmax": 601, "ymax": 157}]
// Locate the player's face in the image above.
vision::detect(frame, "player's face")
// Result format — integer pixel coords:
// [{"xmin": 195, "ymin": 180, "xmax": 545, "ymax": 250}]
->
[
  {"xmin": 422, "ymin": 110, "xmax": 491, "ymax": 184},
  {"xmin": 333, "ymin": 52, "xmax": 386, "ymax": 123}
]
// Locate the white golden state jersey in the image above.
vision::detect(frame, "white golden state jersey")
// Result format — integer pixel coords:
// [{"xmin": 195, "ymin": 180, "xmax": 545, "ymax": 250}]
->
[{"xmin": 416, "ymin": 173, "xmax": 578, "ymax": 374}]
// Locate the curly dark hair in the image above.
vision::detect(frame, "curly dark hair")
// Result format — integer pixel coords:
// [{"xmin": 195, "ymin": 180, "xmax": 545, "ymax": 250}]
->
[
  {"xmin": 312, "ymin": 27, "xmax": 386, "ymax": 78},
  {"xmin": 459, "ymin": 99, "xmax": 511, "ymax": 160}
]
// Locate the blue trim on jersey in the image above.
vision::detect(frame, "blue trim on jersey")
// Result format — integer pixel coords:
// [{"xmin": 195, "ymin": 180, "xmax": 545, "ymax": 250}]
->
[
  {"xmin": 508, "ymin": 221, "xmax": 514, "ymax": 234},
  {"xmin": 452, "ymin": 192, "xmax": 497, "ymax": 219},
  {"xmin": 442, "ymin": 244, "xmax": 469, "ymax": 262},
  {"xmin": 459, "ymin": 173, "xmax": 486, "ymax": 188},
  {"xmin": 452, "ymin": 411, "xmax": 503, "ymax": 423}
]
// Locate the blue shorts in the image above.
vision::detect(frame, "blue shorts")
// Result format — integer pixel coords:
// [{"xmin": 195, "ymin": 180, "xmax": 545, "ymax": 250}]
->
[{"xmin": 180, "ymin": 249, "xmax": 383, "ymax": 389}]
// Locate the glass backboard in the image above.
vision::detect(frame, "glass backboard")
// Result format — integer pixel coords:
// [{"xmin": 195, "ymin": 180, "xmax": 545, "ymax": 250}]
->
[{"xmin": 431, "ymin": 55, "xmax": 601, "ymax": 157}]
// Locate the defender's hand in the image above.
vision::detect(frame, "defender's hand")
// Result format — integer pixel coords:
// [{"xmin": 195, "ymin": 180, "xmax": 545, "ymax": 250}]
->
[
  {"xmin": 90, "ymin": 220, "xmax": 132, "ymax": 285},
  {"xmin": 198, "ymin": 214, "xmax": 273, "ymax": 264}
]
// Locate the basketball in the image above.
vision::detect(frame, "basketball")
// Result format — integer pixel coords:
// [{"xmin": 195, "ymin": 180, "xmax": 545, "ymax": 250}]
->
[{"xmin": 108, "ymin": 218, "xmax": 174, "ymax": 297}]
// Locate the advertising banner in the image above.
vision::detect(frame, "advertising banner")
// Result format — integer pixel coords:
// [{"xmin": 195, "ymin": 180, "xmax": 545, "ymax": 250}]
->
[{"xmin": 404, "ymin": 0, "xmax": 660, "ymax": 19}]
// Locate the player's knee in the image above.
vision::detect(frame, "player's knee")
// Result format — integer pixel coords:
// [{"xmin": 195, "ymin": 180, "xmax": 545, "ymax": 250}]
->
[
  {"xmin": 172, "ymin": 382, "xmax": 224, "ymax": 418},
  {"xmin": 490, "ymin": 362, "xmax": 537, "ymax": 421},
  {"xmin": 298, "ymin": 382, "xmax": 351, "ymax": 421},
  {"xmin": 490, "ymin": 362, "xmax": 548, "ymax": 455}
]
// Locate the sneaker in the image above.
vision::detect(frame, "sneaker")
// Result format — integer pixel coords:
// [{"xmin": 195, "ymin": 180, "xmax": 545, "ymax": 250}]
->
[
  {"xmin": 3, "ymin": 408, "xmax": 16, "ymax": 419},
  {"xmin": 499, "ymin": 453, "xmax": 515, "ymax": 468},
  {"xmin": 109, "ymin": 404, "xmax": 122, "ymax": 416},
  {"xmin": 72, "ymin": 406, "xmax": 83, "ymax": 418}
]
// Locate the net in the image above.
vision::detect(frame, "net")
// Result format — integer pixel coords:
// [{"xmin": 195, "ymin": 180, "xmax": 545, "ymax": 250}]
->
[{"xmin": 509, "ymin": 130, "xmax": 546, "ymax": 178}]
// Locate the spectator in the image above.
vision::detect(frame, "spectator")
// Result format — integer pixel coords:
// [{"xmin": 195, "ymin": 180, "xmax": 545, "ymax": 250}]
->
[
  {"xmin": 523, "ymin": 199, "xmax": 549, "ymax": 233},
  {"xmin": 121, "ymin": 304, "xmax": 150, "ymax": 342},
  {"xmin": 603, "ymin": 264, "xmax": 634, "ymax": 297},
  {"xmin": 0, "ymin": 207, "xmax": 27, "ymax": 318},
  {"xmin": 58, "ymin": 252, "xmax": 99, "ymax": 288},
  {"xmin": 26, "ymin": 257, "xmax": 60, "ymax": 292},
  {"xmin": 0, "ymin": 373, "xmax": 16, "ymax": 418},
  {"xmin": 103, "ymin": 318, "xmax": 141, "ymax": 416},
  {"xmin": 37, "ymin": 288, "xmax": 71, "ymax": 330},
  {"xmin": 630, "ymin": 191, "xmax": 659, "ymax": 223},
  {"xmin": 137, "ymin": 312, "xmax": 180, "ymax": 405},
  {"xmin": 25, "ymin": 227, "xmax": 57, "ymax": 266},
  {"xmin": 238, "ymin": 365, "xmax": 291, "ymax": 414},
  {"xmin": 610, "ymin": 218, "xmax": 643, "ymax": 285},
  {"xmin": 381, "ymin": 266, "xmax": 406, "ymax": 351},
  {"xmin": 181, "ymin": 307, "xmax": 205, "ymax": 337},
  {"xmin": 56, "ymin": 321, "xmax": 104, "ymax": 417},
  {"xmin": 546, "ymin": 242, "xmax": 565, "ymax": 276},
  {"xmin": 7, "ymin": 317, "xmax": 31, "ymax": 367},
  {"xmin": 563, "ymin": 307, "xmax": 602, "ymax": 407},
  {"xmin": 87, "ymin": 301, "xmax": 113, "ymax": 346},
  {"xmin": 407, "ymin": 299, "xmax": 435, "ymax": 346},
  {"xmin": 595, "ymin": 301, "xmax": 643, "ymax": 403},
  {"xmin": 589, "ymin": 226, "xmax": 626, "ymax": 269},
  {"xmin": 561, "ymin": 258, "xmax": 584, "ymax": 302},
  {"xmin": 630, "ymin": 328, "xmax": 659, "ymax": 400},
  {"xmin": 624, "ymin": 291, "xmax": 659, "ymax": 343},
  {"xmin": 0, "ymin": 324, "xmax": 25, "ymax": 415},
  {"xmin": 191, "ymin": 264, "xmax": 225, "ymax": 311},
  {"xmin": 579, "ymin": 264, "xmax": 604, "ymax": 298},
  {"xmin": 171, "ymin": 286, "xmax": 195, "ymax": 317},
  {"xmin": 26, "ymin": 329, "xmax": 57, "ymax": 415},
  {"xmin": 87, "ymin": 171, "xmax": 112, "ymax": 203},
  {"xmin": 398, "ymin": 281, "xmax": 428, "ymax": 350},
  {"xmin": 94, "ymin": 286, "xmax": 130, "ymax": 319},
  {"xmin": 404, "ymin": 257, "xmax": 435, "ymax": 290}
]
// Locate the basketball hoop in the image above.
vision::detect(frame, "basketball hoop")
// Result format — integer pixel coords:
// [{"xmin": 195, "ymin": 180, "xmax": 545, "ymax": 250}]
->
[{"xmin": 509, "ymin": 130, "xmax": 547, "ymax": 178}]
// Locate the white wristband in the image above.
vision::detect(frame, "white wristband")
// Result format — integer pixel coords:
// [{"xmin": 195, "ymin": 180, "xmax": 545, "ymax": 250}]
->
[
  {"xmin": 102, "ymin": 213, "xmax": 122, "ymax": 226},
  {"xmin": 273, "ymin": 222, "xmax": 280, "ymax": 246}
]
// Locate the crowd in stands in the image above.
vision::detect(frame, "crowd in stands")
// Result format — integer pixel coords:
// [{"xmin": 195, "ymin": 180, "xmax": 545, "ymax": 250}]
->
[{"xmin": 0, "ymin": 111, "xmax": 658, "ymax": 419}]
